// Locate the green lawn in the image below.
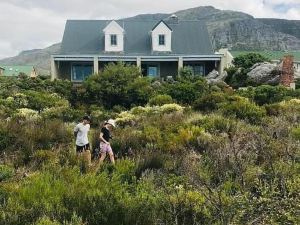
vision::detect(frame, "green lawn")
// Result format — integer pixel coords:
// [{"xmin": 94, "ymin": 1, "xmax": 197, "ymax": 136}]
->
[{"xmin": 231, "ymin": 50, "xmax": 300, "ymax": 61}]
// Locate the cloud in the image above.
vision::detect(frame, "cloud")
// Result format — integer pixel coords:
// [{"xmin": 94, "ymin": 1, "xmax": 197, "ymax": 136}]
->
[{"xmin": 0, "ymin": 0, "xmax": 300, "ymax": 59}]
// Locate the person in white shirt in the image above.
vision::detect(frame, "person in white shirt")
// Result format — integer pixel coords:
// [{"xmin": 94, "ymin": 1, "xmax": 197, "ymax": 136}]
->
[{"xmin": 74, "ymin": 116, "xmax": 91, "ymax": 154}]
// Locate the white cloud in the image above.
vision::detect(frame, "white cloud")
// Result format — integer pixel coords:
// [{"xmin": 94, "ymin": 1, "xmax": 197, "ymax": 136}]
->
[{"xmin": 0, "ymin": 0, "xmax": 299, "ymax": 59}]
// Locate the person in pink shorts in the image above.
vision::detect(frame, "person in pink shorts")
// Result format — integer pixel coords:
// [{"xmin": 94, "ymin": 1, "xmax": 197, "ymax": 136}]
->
[{"xmin": 99, "ymin": 119, "xmax": 116, "ymax": 164}]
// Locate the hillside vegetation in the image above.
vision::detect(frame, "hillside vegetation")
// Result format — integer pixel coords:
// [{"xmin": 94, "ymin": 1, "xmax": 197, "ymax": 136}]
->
[
  {"xmin": 231, "ymin": 51, "xmax": 300, "ymax": 61},
  {"xmin": 0, "ymin": 61, "xmax": 300, "ymax": 225}
]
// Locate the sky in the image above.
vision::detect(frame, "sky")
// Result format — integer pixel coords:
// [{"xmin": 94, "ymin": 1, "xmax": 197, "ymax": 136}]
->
[{"xmin": 0, "ymin": 0, "xmax": 300, "ymax": 59}]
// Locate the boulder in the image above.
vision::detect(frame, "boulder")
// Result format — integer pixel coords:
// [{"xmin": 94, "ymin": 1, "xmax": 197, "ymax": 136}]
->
[
  {"xmin": 247, "ymin": 62, "xmax": 281, "ymax": 85},
  {"xmin": 206, "ymin": 69, "xmax": 219, "ymax": 79},
  {"xmin": 206, "ymin": 69, "xmax": 228, "ymax": 84}
]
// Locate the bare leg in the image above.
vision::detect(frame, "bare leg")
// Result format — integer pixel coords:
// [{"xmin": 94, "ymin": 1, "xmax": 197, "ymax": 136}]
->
[
  {"xmin": 109, "ymin": 152, "xmax": 115, "ymax": 165},
  {"xmin": 99, "ymin": 152, "xmax": 107, "ymax": 164}
]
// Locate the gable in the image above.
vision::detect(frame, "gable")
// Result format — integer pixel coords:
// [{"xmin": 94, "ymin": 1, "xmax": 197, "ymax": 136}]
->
[
  {"xmin": 103, "ymin": 20, "xmax": 124, "ymax": 52},
  {"xmin": 151, "ymin": 21, "xmax": 173, "ymax": 52},
  {"xmin": 152, "ymin": 20, "xmax": 172, "ymax": 32},
  {"xmin": 103, "ymin": 20, "xmax": 124, "ymax": 34}
]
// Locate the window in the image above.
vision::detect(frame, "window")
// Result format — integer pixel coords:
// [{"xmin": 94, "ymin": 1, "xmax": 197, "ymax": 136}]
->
[
  {"xmin": 72, "ymin": 64, "xmax": 93, "ymax": 81},
  {"xmin": 148, "ymin": 66, "xmax": 158, "ymax": 77},
  {"xmin": 193, "ymin": 65, "xmax": 205, "ymax": 76},
  {"xmin": 110, "ymin": 34, "xmax": 117, "ymax": 46},
  {"xmin": 158, "ymin": 34, "xmax": 165, "ymax": 45}
]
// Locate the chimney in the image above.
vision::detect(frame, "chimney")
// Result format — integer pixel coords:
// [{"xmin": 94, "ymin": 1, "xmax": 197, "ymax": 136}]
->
[
  {"xmin": 280, "ymin": 55, "xmax": 295, "ymax": 89},
  {"xmin": 168, "ymin": 14, "xmax": 179, "ymax": 24}
]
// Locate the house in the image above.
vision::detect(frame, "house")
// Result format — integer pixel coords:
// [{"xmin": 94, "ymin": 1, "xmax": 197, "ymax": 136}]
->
[
  {"xmin": 51, "ymin": 16, "xmax": 226, "ymax": 82},
  {"xmin": 0, "ymin": 65, "xmax": 37, "ymax": 78}
]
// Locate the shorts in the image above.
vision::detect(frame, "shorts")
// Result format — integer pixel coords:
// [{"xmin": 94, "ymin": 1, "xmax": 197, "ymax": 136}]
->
[
  {"xmin": 76, "ymin": 143, "xmax": 90, "ymax": 153},
  {"xmin": 100, "ymin": 142, "xmax": 113, "ymax": 154}
]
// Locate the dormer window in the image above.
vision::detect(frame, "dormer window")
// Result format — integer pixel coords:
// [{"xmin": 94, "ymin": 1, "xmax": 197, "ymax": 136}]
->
[
  {"xmin": 151, "ymin": 21, "xmax": 172, "ymax": 52},
  {"xmin": 159, "ymin": 34, "xmax": 165, "ymax": 45},
  {"xmin": 110, "ymin": 34, "xmax": 117, "ymax": 46},
  {"xmin": 103, "ymin": 20, "xmax": 124, "ymax": 52}
]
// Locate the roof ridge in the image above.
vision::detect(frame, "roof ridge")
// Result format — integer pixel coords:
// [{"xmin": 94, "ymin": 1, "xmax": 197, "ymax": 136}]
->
[{"xmin": 66, "ymin": 19, "xmax": 207, "ymax": 22}]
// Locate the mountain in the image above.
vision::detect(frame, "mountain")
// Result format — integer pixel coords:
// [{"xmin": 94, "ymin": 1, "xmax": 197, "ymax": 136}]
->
[
  {"xmin": 258, "ymin": 18, "xmax": 300, "ymax": 40},
  {"xmin": 0, "ymin": 43, "xmax": 60, "ymax": 75},
  {"xmin": 128, "ymin": 6, "xmax": 300, "ymax": 51},
  {"xmin": 1, "ymin": 6, "xmax": 300, "ymax": 74}
]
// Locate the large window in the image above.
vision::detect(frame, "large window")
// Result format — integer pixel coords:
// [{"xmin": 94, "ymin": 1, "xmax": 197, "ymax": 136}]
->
[
  {"xmin": 158, "ymin": 34, "xmax": 165, "ymax": 45},
  {"xmin": 193, "ymin": 65, "xmax": 205, "ymax": 76},
  {"xmin": 110, "ymin": 34, "xmax": 117, "ymax": 46},
  {"xmin": 148, "ymin": 66, "xmax": 158, "ymax": 77},
  {"xmin": 72, "ymin": 63, "xmax": 93, "ymax": 81},
  {"xmin": 184, "ymin": 64, "xmax": 205, "ymax": 76}
]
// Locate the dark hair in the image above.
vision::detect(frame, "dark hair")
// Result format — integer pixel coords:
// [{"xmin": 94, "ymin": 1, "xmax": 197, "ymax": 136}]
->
[{"xmin": 82, "ymin": 115, "xmax": 91, "ymax": 122}]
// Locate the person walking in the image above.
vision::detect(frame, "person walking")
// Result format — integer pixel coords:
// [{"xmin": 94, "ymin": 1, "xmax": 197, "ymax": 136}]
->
[
  {"xmin": 74, "ymin": 115, "xmax": 91, "ymax": 154},
  {"xmin": 99, "ymin": 119, "xmax": 116, "ymax": 164}
]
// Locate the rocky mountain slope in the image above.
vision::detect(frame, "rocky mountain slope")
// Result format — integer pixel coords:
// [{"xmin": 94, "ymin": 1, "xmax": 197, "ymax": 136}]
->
[
  {"xmin": 1, "ymin": 6, "xmax": 300, "ymax": 74},
  {"xmin": 0, "ymin": 43, "xmax": 60, "ymax": 75},
  {"xmin": 128, "ymin": 6, "xmax": 300, "ymax": 51},
  {"xmin": 258, "ymin": 18, "xmax": 300, "ymax": 40}
]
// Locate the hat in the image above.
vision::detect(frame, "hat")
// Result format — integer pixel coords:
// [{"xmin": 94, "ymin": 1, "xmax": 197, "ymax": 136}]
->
[
  {"xmin": 82, "ymin": 115, "xmax": 91, "ymax": 122},
  {"xmin": 106, "ymin": 119, "xmax": 116, "ymax": 127}
]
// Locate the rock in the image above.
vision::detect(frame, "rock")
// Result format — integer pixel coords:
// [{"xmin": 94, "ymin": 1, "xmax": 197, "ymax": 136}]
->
[
  {"xmin": 247, "ymin": 62, "xmax": 281, "ymax": 85},
  {"xmin": 206, "ymin": 69, "xmax": 219, "ymax": 79},
  {"xmin": 206, "ymin": 70, "xmax": 228, "ymax": 84}
]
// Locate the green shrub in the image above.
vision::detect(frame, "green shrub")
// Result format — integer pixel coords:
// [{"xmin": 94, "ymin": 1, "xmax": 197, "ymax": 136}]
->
[
  {"xmin": 149, "ymin": 94, "xmax": 173, "ymax": 106},
  {"xmin": 224, "ymin": 66, "xmax": 239, "ymax": 84},
  {"xmin": 0, "ymin": 118, "xmax": 73, "ymax": 165},
  {"xmin": 291, "ymin": 127, "xmax": 300, "ymax": 140},
  {"xmin": 221, "ymin": 96, "xmax": 266, "ymax": 123},
  {"xmin": 135, "ymin": 153, "xmax": 165, "ymax": 178},
  {"xmin": 35, "ymin": 216, "xmax": 60, "ymax": 225},
  {"xmin": 224, "ymin": 66, "xmax": 249, "ymax": 88},
  {"xmin": 233, "ymin": 53, "xmax": 270, "ymax": 69},
  {"xmin": 193, "ymin": 92, "xmax": 227, "ymax": 111},
  {"xmin": 265, "ymin": 99, "xmax": 300, "ymax": 121},
  {"xmin": 0, "ymin": 76, "xmax": 72, "ymax": 101},
  {"xmin": 190, "ymin": 114, "xmax": 237, "ymax": 134},
  {"xmin": 179, "ymin": 66, "xmax": 194, "ymax": 79},
  {"xmin": 84, "ymin": 62, "xmax": 151, "ymax": 108},
  {"xmin": 31, "ymin": 150, "xmax": 57, "ymax": 169},
  {"xmin": 0, "ymin": 125, "xmax": 15, "ymax": 151},
  {"xmin": 25, "ymin": 91, "xmax": 69, "ymax": 112},
  {"xmin": 0, "ymin": 164, "xmax": 14, "ymax": 182},
  {"xmin": 225, "ymin": 53, "xmax": 269, "ymax": 88},
  {"xmin": 126, "ymin": 77, "xmax": 153, "ymax": 107},
  {"xmin": 160, "ymin": 78, "xmax": 209, "ymax": 104},
  {"xmin": 238, "ymin": 85, "xmax": 298, "ymax": 105}
]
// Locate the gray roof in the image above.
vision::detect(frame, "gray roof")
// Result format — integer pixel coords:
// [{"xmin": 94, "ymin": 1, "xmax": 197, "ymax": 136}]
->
[{"xmin": 60, "ymin": 20, "xmax": 214, "ymax": 56}]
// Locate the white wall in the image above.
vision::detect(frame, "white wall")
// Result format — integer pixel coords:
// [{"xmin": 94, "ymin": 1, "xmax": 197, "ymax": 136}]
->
[
  {"xmin": 151, "ymin": 22, "xmax": 172, "ymax": 52},
  {"xmin": 103, "ymin": 21, "xmax": 124, "ymax": 52}
]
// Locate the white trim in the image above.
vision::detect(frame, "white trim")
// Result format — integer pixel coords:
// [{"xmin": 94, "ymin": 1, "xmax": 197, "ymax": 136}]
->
[
  {"xmin": 103, "ymin": 21, "xmax": 124, "ymax": 52},
  {"xmin": 53, "ymin": 54, "xmax": 222, "ymax": 61},
  {"xmin": 151, "ymin": 22, "xmax": 172, "ymax": 52},
  {"xmin": 103, "ymin": 20, "xmax": 124, "ymax": 33}
]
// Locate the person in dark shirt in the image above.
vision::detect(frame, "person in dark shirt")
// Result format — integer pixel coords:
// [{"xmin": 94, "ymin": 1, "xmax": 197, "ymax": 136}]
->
[{"xmin": 99, "ymin": 119, "xmax": 116, "ymax": 164}]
